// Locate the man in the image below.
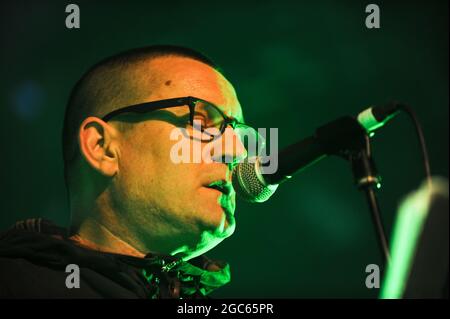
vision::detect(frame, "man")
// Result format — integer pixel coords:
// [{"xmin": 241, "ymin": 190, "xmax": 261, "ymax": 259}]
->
[{"xmin": 0, "ymin": 45, "xmax": 257, "ymax": 298}]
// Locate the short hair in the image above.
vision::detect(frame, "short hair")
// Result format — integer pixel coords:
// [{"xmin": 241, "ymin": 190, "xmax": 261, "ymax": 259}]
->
[{"xmin": 62, "ymin": 45, "xmax": 221, "ymax": 186}]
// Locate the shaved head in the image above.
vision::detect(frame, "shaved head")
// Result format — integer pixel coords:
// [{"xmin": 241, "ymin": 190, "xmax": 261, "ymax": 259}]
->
[{"xmin": 62, "ymin": 45, "xmax": 222, "ymax": 185}]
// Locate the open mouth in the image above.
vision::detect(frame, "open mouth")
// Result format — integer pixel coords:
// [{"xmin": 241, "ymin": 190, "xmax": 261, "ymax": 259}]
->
[{"xmin": 206, "ymin": 180, "xmax": 233, "ymax": 196}]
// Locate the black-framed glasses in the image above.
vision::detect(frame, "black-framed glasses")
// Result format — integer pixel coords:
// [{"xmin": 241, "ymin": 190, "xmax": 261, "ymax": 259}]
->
[{"xmin": 101, "ymin": 96, "xmax": 265, "ymax": 153}]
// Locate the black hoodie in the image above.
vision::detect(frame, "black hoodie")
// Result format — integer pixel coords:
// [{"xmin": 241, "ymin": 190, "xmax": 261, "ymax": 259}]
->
[{"xmin": 0, "ymin": 218, "xmax": 230, "ymax": 299}]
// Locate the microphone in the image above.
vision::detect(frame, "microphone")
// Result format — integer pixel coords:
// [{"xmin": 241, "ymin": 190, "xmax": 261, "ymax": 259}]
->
[{"xmin": 232, "ymin": 102, "xmax": 402, "ymax": 203}]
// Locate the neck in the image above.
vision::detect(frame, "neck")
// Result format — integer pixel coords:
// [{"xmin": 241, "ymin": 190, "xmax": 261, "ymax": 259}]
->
[{"xmin": 69, "ymin": 218, "xmax": 145, "ymax": 258}]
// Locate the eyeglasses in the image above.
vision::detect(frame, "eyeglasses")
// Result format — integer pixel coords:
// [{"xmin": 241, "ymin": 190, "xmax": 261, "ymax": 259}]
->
[{"xmin": 102, "ymin": 96, "xmax": 265, "ymax": 154}]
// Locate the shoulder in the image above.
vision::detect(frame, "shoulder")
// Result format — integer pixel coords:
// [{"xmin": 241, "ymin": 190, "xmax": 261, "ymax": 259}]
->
[
  {"xmin": 0, "ymin": 256, "xmax": 71, "ymax": 298},
  {"xmin": 0, "ymin": 220, "xmax": 101, "ymax": 298}
]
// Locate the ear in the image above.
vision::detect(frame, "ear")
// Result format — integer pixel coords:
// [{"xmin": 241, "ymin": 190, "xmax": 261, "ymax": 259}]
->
[{"xmin": 78, "ymin": 117, "xmax": 119, "ymax": 177}]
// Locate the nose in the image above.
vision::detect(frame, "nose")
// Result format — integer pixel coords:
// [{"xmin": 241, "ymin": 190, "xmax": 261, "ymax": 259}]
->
[{"xmin": 210, "ymin": 125, "xmax": 247, "ymax": 168}]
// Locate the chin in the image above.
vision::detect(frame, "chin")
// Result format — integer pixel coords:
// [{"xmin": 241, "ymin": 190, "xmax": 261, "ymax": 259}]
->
[
  {"xmin": 183, "ymin": 231, "xmax": 229, "ymax": 261},
  {"xmin": 198, "ymin": 189, "xmax": 236, "ymax": 231},
  {"xmin": 199, "ymin": 202, "xmax": 236, "ymax": 237},
  {"xmin": 178, "ymin": 212, "xmax": 235, "ymax": 261}
]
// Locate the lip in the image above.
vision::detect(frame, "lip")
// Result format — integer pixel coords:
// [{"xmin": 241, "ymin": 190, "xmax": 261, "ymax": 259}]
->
[
  {"xmin": 204, "ymin": 181, "xmax": 236, "ymax": 222},
  {"xmin": 205, "ymin": 180, "xmax": 234, "ymax": 196}
]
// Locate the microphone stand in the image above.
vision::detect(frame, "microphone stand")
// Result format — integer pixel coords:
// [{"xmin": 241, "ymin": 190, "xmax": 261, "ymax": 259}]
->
[
  {"xmin": 315, "ymin": 116, "xmax": 391, "ymax": 266},
  {"xmin": 348, "ymin": 135, "xmax": 391, "ymax": 265}
]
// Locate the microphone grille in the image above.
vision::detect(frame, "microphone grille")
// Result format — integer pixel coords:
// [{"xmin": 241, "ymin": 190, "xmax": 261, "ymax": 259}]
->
[{"xmin": 232, "ymin": 158, "xmax": 278, "ymax": 203}]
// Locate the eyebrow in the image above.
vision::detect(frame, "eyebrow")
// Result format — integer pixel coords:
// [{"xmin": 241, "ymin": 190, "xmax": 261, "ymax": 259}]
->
[{"xmin": 209, "ymin": 101, "xmax": 244, "ymax": 124}]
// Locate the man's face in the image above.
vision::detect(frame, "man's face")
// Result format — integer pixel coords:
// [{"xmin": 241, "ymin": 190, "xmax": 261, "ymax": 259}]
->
[{"xmin": 111, "ymin": 56, "xmax": 246, "ymax": 259}]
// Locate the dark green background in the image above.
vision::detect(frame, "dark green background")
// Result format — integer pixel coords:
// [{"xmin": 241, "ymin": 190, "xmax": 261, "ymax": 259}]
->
[{"xmin": 0, "ymin": 0, "xmax": 448, "ymax": 298}]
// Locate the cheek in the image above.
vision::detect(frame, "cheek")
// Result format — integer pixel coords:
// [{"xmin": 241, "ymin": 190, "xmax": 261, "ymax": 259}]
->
[
  {"xmin": 119, "ymin": 126, "xmax": 201, "ymax": 202},
  {"xmin": 121, "ymin": 124, "xmax": 175, "ymax": 175}
]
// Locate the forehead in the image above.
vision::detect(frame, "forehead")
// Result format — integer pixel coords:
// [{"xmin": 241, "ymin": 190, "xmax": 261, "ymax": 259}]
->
[{"xmin": 142, "ymin": 56, "xmax": 243, "ymax": 122}]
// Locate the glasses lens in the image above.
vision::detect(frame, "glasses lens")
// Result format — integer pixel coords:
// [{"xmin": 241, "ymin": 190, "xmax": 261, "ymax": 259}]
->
[
  {"xmin": 186, "ymin": 100, "xmax": 265, "ymax": 157},
  {"xmin": 189, "ymin": 100, "xmax": 225, "ymax": 141}
]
